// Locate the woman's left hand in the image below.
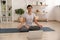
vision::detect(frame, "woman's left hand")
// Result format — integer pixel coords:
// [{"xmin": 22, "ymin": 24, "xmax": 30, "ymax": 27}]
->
[{"xmin": 39, "ymin": 24, "xmax": 43, "ymax": 28}]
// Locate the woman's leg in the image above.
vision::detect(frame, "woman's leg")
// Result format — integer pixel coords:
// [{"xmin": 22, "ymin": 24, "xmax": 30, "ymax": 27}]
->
[
  {"xmin": 29, "ymin": 26, "xmax": 41, "ymax": 30},
  {"xmin": 18, "ymin": 23, "xmax": 30, "ymax": 29},
  {"xmin": 17, "ymin": 23, "xmax": 24, "ymax": 29},
  {"xmin": 38, "ymin": 25, "xmax": 43, "ymax": 28},
  {"xmin": 25, "ymin": 25, "xmax": 30, "ymax": 29},
  {"xmin": 18, "ymin": 23, "xmax": 29, "ymax": 32}
]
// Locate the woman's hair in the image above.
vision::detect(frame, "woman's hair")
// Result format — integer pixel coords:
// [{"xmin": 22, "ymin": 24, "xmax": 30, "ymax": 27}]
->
[{"xmin": 27, "ymin": 5, "xmax": 33, "ymax": 8}]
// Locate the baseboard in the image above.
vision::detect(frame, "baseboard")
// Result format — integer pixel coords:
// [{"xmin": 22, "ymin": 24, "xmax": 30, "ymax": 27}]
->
[
  {"xmin": 47, "ymin": 20, "xmax": 60, "ymax": 22},
  {"xmin": 38, "ymin": 20, "xmax": 47, "ymax": 22},
  {"xmin": 14, "ymin": 20, "xmax": 60, "ymax": 22},
  {"xmin": 14, "ymin": 20, "xmax": 47, "ymax": 22},
  {"xmin": 56, "ymin": 20, "xmax": 60, "ymax": 23},
  {"xmin": 47, "ymin": 20, "xmax": 56, "ymax": 22}
]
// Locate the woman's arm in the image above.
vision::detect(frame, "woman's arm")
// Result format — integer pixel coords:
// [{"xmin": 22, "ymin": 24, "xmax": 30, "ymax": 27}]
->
[
  {"xmin": 17, "ymin": 17, "xmax": 25, "ymax": 29},
  {"xmin": 34, "ymin": 16, "xmax": 42, "ymax": 28}
]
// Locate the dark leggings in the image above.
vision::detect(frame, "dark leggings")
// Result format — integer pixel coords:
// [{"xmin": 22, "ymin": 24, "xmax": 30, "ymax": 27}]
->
[
  {"xmin": 19, "ymin": 26, "xmax": 40, "ymax": 32},
  {"xmin": 29, "ymin": 26, "xmax": 40, "ymax": 30}
]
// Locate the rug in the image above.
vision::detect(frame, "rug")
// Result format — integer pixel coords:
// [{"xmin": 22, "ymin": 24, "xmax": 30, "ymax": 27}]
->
[{"xmin": 0, "ymin": 27, "xmax": 55, "ymax": 33}]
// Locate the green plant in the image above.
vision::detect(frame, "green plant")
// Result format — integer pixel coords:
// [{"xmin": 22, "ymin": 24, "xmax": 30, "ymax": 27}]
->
[
  {"xmin": 15, "ymin": 8, "xmax": 24, "ymax": 15},
  {"xmin": 2, "ymin": 1, "xmax": 6, "ymax": 5},
  {"xmin": 8, "ymin": 13, "xmax": 11, "ymax": 16}
]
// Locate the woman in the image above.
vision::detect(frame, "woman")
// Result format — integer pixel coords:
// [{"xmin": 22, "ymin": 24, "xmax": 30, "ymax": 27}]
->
[{"xmin": 18, "ymin": 5, "xmax": 42, "ymax": 30}]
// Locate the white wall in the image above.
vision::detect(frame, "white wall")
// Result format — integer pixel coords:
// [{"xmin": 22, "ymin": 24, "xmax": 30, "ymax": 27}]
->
[
  {"xmin": 12, "ymin": 0, "xmax": 60, "ymax": 21},
  {"xmin": 0, "ymin": 0, "xmax": 1, "ymax": 17},
  {"xmin": 12, "ymin": 0, "xmax": 47, "ymax": 21},
  {"xmin": 55, "ymin": 6, "xmax": 60, "ymax": 21},
  {"xmin": 46, "ymin": 0, "xmax": 60, "ymax": 21},
  {"xmin": 12, "ymin": 0, "xmax": 27, "ymax": 21}
]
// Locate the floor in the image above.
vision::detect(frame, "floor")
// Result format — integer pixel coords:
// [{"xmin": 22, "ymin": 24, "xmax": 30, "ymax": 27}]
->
[{"xmin": 0, "ymin": 22, "xmax": 60, "ymax": 40}]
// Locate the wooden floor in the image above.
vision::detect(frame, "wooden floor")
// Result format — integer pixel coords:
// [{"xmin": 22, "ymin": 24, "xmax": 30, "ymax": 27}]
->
[{"xmin": 0, "ymin": 22, "xmax": 60, "ymax": 40}]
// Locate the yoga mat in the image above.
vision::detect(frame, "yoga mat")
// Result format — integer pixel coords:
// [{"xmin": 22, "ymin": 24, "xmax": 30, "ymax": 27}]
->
[{"xmin": 0, "ymin": 27, "xmax": 55, "ymax": 33}]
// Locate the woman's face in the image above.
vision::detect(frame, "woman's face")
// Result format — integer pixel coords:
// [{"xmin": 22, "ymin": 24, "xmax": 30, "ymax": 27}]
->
[{"xmin": 27, "ymin": 7, "xmax": 32, "ymax": 12}]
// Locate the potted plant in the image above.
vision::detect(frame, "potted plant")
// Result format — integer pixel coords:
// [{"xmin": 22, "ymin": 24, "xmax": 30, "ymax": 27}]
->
[
  {"xmin": 15, "ymin": 8, "xmax": 24, "ymax": 17},
  {"xmin": 15, "ymin": 8, "xmax": 25, "ymax": 22},
  {"xmin": 40, "ymin": 2, "xmax": 42, "ymax": 5},
  {"xmin": 2, "ymin": 1, "xmax": 6, "ymax": 5},
  {"xmin": 8, "ymin": 13, "xmax": 11, "ymax": 16}
]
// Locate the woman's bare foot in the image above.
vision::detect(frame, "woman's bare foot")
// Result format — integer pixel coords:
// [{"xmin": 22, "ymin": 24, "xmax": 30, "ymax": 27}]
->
[
  {"xmin": 25, "ymin": 25, "xmax": 30, "ymax": 29},
  {"xmin": 17, "ymin": 23, "xmax": 23, "ymax": 29}
]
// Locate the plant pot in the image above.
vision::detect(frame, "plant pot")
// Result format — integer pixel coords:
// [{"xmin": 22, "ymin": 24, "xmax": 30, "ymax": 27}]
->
[{"xmin": 8, "ymin": 13, "xmax": 11, "ymax": 16}]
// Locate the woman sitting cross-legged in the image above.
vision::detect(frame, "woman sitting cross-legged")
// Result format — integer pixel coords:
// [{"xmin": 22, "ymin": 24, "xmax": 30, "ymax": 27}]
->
[{"xmin": 18, "ymin": 5, "xmax": 43, "ymax": 31}]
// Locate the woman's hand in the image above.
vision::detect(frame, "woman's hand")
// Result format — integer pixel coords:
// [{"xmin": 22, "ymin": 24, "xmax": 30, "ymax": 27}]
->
[
  {"xmin": 38, "ymin": 24, "xmax": 43, "ymax": 28},
  {"xmin": 34, "ymin": 16, "xmax": 43, "ymax": 28}
]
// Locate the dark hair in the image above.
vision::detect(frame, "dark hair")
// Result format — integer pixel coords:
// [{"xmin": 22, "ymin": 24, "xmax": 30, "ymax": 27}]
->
[{"xmin": 27, "ymin": 5, "xmax": 33, "ymax": 8}]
